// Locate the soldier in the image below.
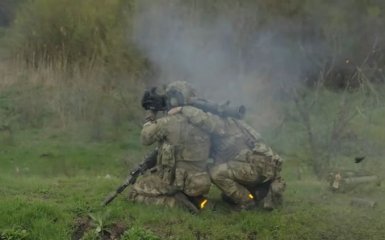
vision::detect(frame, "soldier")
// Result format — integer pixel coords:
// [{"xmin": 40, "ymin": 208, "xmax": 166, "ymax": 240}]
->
[
  {"xmin": 167, "ymin": 82, "xmax": 285, "ymax": 210},
  {"xmin": 127, "ymin": 82, "xmax": 211, "ymax": 212}
]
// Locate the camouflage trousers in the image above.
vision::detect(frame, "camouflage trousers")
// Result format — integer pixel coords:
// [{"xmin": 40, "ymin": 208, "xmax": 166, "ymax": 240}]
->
[
  {"xmin": 127, "ymin": 173, "xmax": 177, "ymax": 207},
  {"xmin": 209, "ymin": 150, "xmax": 285, "ymax": 208},
  {"xmin": 127, "ymin": 168, "xmax": 211, "ymax": 208}
]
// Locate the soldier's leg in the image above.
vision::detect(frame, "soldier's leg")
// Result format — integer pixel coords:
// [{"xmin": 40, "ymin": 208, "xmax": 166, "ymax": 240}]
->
[
  {"xmin": 249, "ymin": 181, "xmax": 270, "ymax": 203},
  {"xmin": 181, "ymin": 170, "xmax": 211, "ymax": 197},
  {"xmin": 127, "ymin": 174, "xmax": 200, "ymax": 212},
  {"xmin": 209, "ymin": 162, "xmax": 259, "ymax": 206},
  {"xmin": 244, "ymin": 153, "xmax": 286, "ymax": 210},
  {"xmin": 127, "ymin": 174, "xmax": 176, "ymax": 207},
  {"xmin": 174, "ymin": 168, "xmax": 211, "ymax": 211},
  {"xmin": 272, "ymin": 177, "xmax": 286, "ymax": 202},
  {"xmin": 262, "ymin": 177, "xmax": 286, "ymax": 210},
  {"xmin": 127, "ymin": 189, "xmax": 177, "ymax": 207}
]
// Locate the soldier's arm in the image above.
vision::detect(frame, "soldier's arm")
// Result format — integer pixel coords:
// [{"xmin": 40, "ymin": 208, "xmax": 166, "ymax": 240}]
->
[
  {"xmin": 140, "ymin": 120, "xmax": 166, "ymax": 145},
  {"xmin": 180, "ymin": 106, "xmax": 225, "ymax": 135}
]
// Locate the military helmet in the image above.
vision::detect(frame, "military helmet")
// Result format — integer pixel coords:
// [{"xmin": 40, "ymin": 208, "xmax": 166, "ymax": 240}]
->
[{"xmin": 165, "ymin": 81, "xmax": 196, "ymax": 107}]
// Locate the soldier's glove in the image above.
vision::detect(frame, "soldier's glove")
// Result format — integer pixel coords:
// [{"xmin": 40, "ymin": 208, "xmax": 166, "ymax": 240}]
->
[
  {"xmin": 144, "ymin": 110, "xmax": 157, "ymax": 123},
  {"xmin": 168, "ymin": 106, "xmax": 182, "ymax": 115}
]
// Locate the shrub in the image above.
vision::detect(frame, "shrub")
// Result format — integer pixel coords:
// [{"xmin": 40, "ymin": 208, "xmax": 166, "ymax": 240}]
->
[{"xmin": 6, "ymin": 0, "xmax": 144, "ymax": 73}]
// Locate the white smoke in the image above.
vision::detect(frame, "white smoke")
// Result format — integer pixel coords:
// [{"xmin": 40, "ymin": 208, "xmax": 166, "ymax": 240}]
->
[{"xmin": 133, "ymin": 1, "xmax": 309, "ymax": 128}]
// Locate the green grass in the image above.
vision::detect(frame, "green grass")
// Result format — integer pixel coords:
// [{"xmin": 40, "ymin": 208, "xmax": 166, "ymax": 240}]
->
[
  {"xmin": 0, "ymin": 124, "xmax": 144, "ymax": 177},
  {"xmin": 1, "ymin": 89, "xmax": 385, "ymax": 239},
  {"xmin": 1, "ymin": 125, "xmax": 385, "ymax": 240},
  {"xmin": 1, "ymin": 171, "xmax": 385, "ymax": 240}
]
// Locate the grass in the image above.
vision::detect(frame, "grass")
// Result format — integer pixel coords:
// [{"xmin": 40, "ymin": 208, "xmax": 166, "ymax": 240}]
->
[
  {"xmin": 1, "ymin": 122, "xmax": 385, "ymax": 240},
  {"xmin": 1, "ymin": 171, "xmax": 385, "ymax": 239},
  {"xmin": 0, "ymin": 124, "xmax": 144, "ymax": 177},
  {"xmin": 1, "ymin": 70, "xmax": 384, "ymax": 239}
]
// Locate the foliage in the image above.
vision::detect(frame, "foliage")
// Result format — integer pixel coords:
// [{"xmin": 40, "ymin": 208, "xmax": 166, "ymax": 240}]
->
[
  {"xmin": 5, "ymin": 0, "xmax": 146, "ymax": 73},
  {"xmin": 0, "ymin": 0, "xmax": 148, "ymax": 131},
  {"xmin": 137, "ymin": 0, "xmax": 384, "ymax": 88},
  {"xmin": 121, "ymin": 227, "xmax": 160, "ymax": 240},
  {"xmin": 0, "ymin": 0, "xmax": 25, "ymax": 27},
  {"xmin": 0, "ymin": 62, "xmax": 145, "ymax": 132},
  {"xmin": 0, "ymin": 228, "xmax": 29, "ymax": 240},
  {"xmin": 2, "ymin": 0, "xmax": 384, "ymax": 86},
  {"xmin": 88, "ymin": 211, "xmax": 113, "ymax": 236},
  {"xmin": 80, "ymin": 231, "xmax": 100, "ymax": 240},
  {"xmin": 267, "ymin": 83, "xmax": 385, "ymax": 177}
]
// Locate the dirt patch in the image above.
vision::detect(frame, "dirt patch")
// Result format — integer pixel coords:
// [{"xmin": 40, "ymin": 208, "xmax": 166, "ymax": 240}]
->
[
  {"xmin": 72, "ymin": 216, "xmax": 128, "ymax": 240},
  {"xmin": 72, "ymin": 216, "xmax": 92, "ymax": 240},
  {"xmin": 247, "ymin": 231, "xmax": 258, "ymax": 240},
  {"xmin": 103, "ymin": 222, "xmax": 127, "ymax": 240},
  {"xmin": 193, "ymin": 230, "xmax": 211, "ymax": 240}
]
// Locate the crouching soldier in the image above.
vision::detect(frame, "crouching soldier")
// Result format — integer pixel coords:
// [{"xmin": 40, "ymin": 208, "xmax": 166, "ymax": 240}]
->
[
  {"xmin": 166, "ymin": 82, "xmax": 285, "ymax": 210},
  {"xmin": 127, "ymin": 83, "xmax": 211, "ymax": 213}
]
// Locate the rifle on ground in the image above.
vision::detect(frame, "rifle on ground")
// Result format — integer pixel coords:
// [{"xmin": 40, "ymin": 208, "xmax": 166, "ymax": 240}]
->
[{"xmin": 102, "ymin": 149, "xmax": 158, "ymax": 206}]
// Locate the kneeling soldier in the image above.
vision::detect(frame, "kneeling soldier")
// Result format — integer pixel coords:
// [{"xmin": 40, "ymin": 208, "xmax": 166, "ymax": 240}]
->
[
  {"xmin": 127, "ymin": 82, "xmax": 211, "ymax": 212},
  {"xmin": 166, "ymin": 82, "xmax": 285, "ymax": 210}
]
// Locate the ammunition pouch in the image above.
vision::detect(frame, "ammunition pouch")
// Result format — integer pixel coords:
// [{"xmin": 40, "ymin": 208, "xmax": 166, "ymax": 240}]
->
[{"xmin": 157, "ymin": 143, "xmax": 176, "ymax": 184}]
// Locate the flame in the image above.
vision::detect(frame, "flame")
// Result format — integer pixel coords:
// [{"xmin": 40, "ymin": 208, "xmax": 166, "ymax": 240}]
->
[
  {"xmin": 248, "ymin": 194, "xmax": 254, "ymax": 199},
  {"xmin": 200, "ymin": 199, "xmax": 208, "ymax": 209}
]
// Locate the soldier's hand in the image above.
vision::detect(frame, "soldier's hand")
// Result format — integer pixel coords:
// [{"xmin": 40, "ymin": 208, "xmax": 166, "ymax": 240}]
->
[
  {"xmin": 168, "ymin": 106, "xmax": 182, "ymax": 115},
  {"xmin": 144, "ymin": 110, "xmax": 157, "ymax": 122}
]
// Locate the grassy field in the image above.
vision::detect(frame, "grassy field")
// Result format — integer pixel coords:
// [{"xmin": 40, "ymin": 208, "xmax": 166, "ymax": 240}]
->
[
  {"xmin": 1, "ymin": 1, "xmax": 385, "ymax": 239},
  {"xmin": 1, "ymin": 122, "xmax": 385, "ymax": 240}
]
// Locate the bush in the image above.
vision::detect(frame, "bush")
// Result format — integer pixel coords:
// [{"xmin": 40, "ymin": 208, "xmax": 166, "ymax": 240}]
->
[
  {"xmin": 0, "ymin": 0, "xmax": 148, "ymax": 132},
  {"xmin": 6, "ymin": 0, "xmax": 145, "ymax": 72}
]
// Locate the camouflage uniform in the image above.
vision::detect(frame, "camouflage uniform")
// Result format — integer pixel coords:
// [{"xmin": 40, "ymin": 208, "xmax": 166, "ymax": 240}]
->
[
  {"xmin": 128, "ymin": 84, "xmax": 211, "ymax": 209},
  {"xmin": 179, "ymin": 106, "xmax": 285, "ymax": 209}
]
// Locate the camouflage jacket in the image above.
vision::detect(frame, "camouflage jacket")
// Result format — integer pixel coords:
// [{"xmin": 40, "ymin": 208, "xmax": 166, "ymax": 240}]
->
[
  {"xmin": 179, "ymin": 106, "xmax": 281, "ymax": 164},
  {"xmin": 140, "ymin": 106, "xmax": 211, "ymax": 172}
]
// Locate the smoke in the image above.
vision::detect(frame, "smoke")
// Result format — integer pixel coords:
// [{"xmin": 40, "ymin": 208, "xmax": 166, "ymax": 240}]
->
[
  {"xmin": 133, "ymin": 1, "xmax": 306, "ymax": 110},
  {"xmin": 132, "ymin": 0, "xmax": 384, "ymax": 135}
]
